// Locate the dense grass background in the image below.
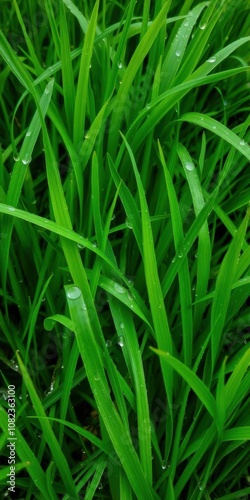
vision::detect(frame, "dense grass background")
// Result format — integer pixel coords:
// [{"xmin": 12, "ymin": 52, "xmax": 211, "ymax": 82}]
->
[{"xmin": 0, "ymin": 0, "xmax": 250, "ymax": 498}]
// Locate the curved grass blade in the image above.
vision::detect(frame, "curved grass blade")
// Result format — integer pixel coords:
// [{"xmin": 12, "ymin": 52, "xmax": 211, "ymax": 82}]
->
[
  {"xmin": 178, "ymin": 113, "xmax": 250, "ymax": 162},
  {"xmin": 150, "ymin": 348, "xmax": 216, "ymax": 420},
  {"xmin": 16, "ymin": 352, "xmax": 78, "ymax": 498},
  {"xmin": 73, "ymin": 0, "xmax": 99, "ymax": 147},
  {"xmin": 0, "ymin": 407, "xmax": 56, "ymax": 499},
  {"xmin": 211, "ymin": 210, "xmax": 250, "ymax": 367},
  {"xmin": 158, "ymin": 142, "xmax": 193, "ymax": 366},
  {"xmin": 65, "ymin": 284, "xmax": 157, "ymax": 500}
]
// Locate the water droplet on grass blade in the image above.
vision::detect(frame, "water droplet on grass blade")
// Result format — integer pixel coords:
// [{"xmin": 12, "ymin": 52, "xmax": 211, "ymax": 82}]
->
[
  {"xmin": 67, "ymin": 286, "xmax": 81, "ymax": 300},
  {"xmin": 7, "ymin": 206, "xmax": 16, "ymax": 212},
  {"xmin": 125, "ymin": 218, "xmax": 133, "ymax": 229},
  {"xmin": 114, "ymin": 283, "xmax": 126, "ymax": 294},
  {"xmin": 198, "ymin": 481, "xmax": 205, "ymax": 491},
  {"xmin": 161, "ymin": 460, "xmax": 170, "ymax": 470},
  {"xmin": 13, "ymin": 153, "xmax": 20, "ymax": 161},
  {"xmin": 120, "ymin": 322, "xmax": 125, "ymax": 329},
  {"xmin": 117, "ymin": 336, "xmax": 125, "ymax": 347},
  {"xmin": 117, "ymin": 62, "xmax": 123, "ymax": 68},
  {"xmin": 240, "ymin": 140, "xmax": 246, "ymax": 146},
  {"xmin": 26, "ymin": 130, "xmax": 31, "ymax": 137},
  {"xmin": 175, "ymin": 49, "xmax": 181, "ymax": 57},
  {"xmin": 207, "ymin": 56, "xmax": 216, "ymax": 63},
  {"xmin": 22, "ymin": 154, "xmax": 32, "ymax": 165},
  {"xmin": 105, "ymin": 340, "xmax": 112, "ymax": 348},
  {"xmin": 199, "ymin": 23, "xmax": 207, "ymax": 30},
  {"xmin": 185, "ymin": 161, "xmax": 194, "ymax": 171}
]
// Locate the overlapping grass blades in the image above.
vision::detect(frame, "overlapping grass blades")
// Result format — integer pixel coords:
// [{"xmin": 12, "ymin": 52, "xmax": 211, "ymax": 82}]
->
[{"xmin": 0, "ymin": 0, "xmax": 249, "ymax": 498}]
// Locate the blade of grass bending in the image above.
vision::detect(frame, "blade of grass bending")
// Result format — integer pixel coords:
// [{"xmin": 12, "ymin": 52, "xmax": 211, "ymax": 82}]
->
[
  {"xmin": 120, "ymin": 133, "xmax": 173, "ymax": 463},
  {"xmin": 108, "ymin": 0, "xmax": 171, "ymax": 156},
  {"xmin": 175, "ymin": 423, "xmax": 217, "ymax": 498},
  {"xmin": 161, "ymin": 187, "xmax": 218, "ymax": 297},
  {"xmin": 13, "ymin": 0, "xmax": 42, "ymax": 74},
  {"xmin": 120, "ymin": 134, "xmax": 173, "ymax": 382},
  {"xmin": 161, "ymin": 3, "xmax": 207, "ymax": 90},
  {"xmin": 16, "ymin": 352, "xmax": 78, "ymax": 498},
  {"xmin": 223, "ymin": 427, "xmax": 250, "ymax": 441},
  {"xmin": 41, "ymin": 125, "xmax": 113, "ymax": 358},
  {"xmin": 0, "ymin": 80, "xmax": 54, "ymax": 306},
  {"xmin": 150, "ymin": 348, "xmax": 216, "ymax": 419},
  {"xmin": 159, "ymin": 141, "xmax": 193, "ymax": 366},
  {"xmin": 214, "ymin": 488, "xmax": 250, "ymax": 500},
  {"xmin": 128, "ymin": 36, "xmax": 250, "ymax": 154},
  {"xmin": 0, "ymin": 462, "xmax": 31, "ymax": 482},
  {"xmin": 85, "ymin": 460, "xmax": 107, "ymax": 499},
  {"xmin": 65, "ymin": 285, "xmax": 158, "ymax": 500},
  {"xmin": 73, "ymin": 0, "xmax": 99, "ymax": 147},
  {"xmin": 224, "ymin": 348, "xmax": 250, "ymax": 419},
  {"xmin": 0, "ymin": 407, "xmax": 56, "ymax": 499},
  {"xmin": 178, "ymin": 113, "xmax": 250, "ymax": 162},
  {"xmin": 177, "ymin": 143, "xmax": 211, "ymax": 332},
  {"xmin": 60, "ymin": 2, "xmax": 75, "ymax": 132},
  {"xmin": 107, "ymin": 153, "xmax": 143, "ymax": 254},
  {"xmin": 0, "ymin": 203, "xmax": 124, "ymax": 281},
  {"xmin": 216, "ymin": 357, "xmax": 227, "ymax": 441},
  {"xmin": 109, "ymin": 300, "xmax": 153, "ymax": 484},
  {"xmin": 210, "ymin": 210, "xmax": 250, "ymax": 368}
]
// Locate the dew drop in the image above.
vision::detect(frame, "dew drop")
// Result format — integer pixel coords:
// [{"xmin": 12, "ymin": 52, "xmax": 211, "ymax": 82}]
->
[
  {"xmin": 67, "ymin": 286, "xmax": 81, "ymax": 300},
  {"xmin": 178, "ymin": 252, "xmax": 183, "ymax": 258},
  {"xmin": 117, "ymin": 336, "xmax": 125, "ymax": 347},
  {"xmin": 117, "ymin": 62, "xmax": 123, "ymax": 69},
  {"xmin": 7, "ymin": 205, "xmax": 16, "ymax": 212},
  {"xmin": 77, "ymin": 242, "xmax": 85, "ymax": 250},
  {"xmin": 199, "ymin": 23, "xmax": 207, "ymax": 30},
  {"xmin": 92, "ymin": 241, "xmax": 97, "ymax": 247},
  {"xmin": 175, "ymin": 49, "xmax": 181, "ymax": 57},
  {"xmin": 119, "ymin": 322, "xmax": 125, "ymax": 329},
  {"xmin": 207, "ymin": 56, "xmax": 216, "ymax": 63},
  {"xmin": 184, "ymin": 20, "xmax": 189, "ymax": 27},
  {"xmin": 105, "ymin": 339, "xmax": 112, "ymax": 348},
  {"xmin": 198, "ymin": 481, "xmax": 205, "ymax": 491},
  {"xmin": 212, "ymin": 125, "xmax": 216, "ymax": 130},
  {"xmin": 240, "ymin": 140, "xmax": 246, "ymax": 146},
  {"xmin": 21, "ymin": 154, "xmax": 32, "ymax": 165},
  {"xmin": 114, "ymin": 283, "xmax": 126, "ymax": 294},
  {"xmin": 13, "ymin": 153, "xmax": 20, "ymax": 161},
  {"xmin": 161, "ymin": 460, "xmax": 170, "ymax": 470},
  {"xmin": 185, "ymin": 161, "xmax": 195, "ymax": 171},
  {"xmin": 127, "ymin": 290, "xmax": 134, "ymax": 301},
  {"xmin": 26, "ymin": 130, "xmax": 31, "ymax": 137},
  {"xmin": 125, "ymin": 218, "xmax": 133, "ymax": 229}
]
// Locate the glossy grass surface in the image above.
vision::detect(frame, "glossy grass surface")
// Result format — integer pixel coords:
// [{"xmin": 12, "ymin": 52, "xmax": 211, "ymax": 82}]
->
[{"xmin": 0, "ymin": 0, "xmax": 250, "ymax": 498}]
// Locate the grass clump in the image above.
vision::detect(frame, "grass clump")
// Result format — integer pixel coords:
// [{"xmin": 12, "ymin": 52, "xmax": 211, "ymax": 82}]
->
[{"xmin": 0, "ymin": 0, "xmax": 250, "ymax": 498}]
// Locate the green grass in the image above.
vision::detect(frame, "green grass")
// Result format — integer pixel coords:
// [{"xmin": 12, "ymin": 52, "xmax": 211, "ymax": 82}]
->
[{"xmin": 0, "ymin": 0, "xmax": 250, "ymax": 498}]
